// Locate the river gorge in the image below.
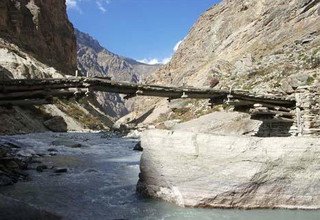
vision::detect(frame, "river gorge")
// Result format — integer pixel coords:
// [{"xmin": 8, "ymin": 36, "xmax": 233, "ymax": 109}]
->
[{"xmin": 0, "ymin": 132, "xmax": 319, "ymax": 219}]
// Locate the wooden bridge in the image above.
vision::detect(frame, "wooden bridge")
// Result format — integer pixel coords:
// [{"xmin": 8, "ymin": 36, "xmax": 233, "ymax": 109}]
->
[{"xmin": 0, "ymin": 77, "xmax": 297, "ymax": 122}]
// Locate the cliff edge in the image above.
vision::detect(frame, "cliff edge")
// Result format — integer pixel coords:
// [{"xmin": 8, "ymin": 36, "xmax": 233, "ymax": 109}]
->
[{"xmin": 0, "ymin": 0, "xmax": 76, "ymax": 75}]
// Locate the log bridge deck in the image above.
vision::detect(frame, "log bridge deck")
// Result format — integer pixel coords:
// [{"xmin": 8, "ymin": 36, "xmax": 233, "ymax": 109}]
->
[{"xmin": 0, "ymin": 77, "xmax": 297, "ymax": 121}]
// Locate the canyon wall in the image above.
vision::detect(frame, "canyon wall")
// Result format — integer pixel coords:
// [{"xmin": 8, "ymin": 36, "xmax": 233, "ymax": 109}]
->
[
  {"xmin": 0, "ymin": 0, "xmax": 76, "ymax": 75},
  {"xmin": 130, "ymin": 0, "xmax": 320, "ymax": 127}
]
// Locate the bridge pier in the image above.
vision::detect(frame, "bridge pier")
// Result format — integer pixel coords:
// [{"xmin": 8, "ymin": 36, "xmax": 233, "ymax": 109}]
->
[{"xmin": 295, "ymin": 86, "xmax": 320, "ymax": 136}]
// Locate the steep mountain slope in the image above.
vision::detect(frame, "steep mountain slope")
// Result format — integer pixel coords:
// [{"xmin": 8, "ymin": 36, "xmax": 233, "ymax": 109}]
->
[
  {"xmin": 150, "ymin": 0, "xmax": 320, "ymax": 91},
  {"xmin": 130, "ymin": 0, "xmax": 320, "ymax": 125},
  {"xmin": 76, "ymin": 29, "xmax": 160, "ymax": 116},
  {"xmin": 0, "ymin": 1, "xmax": 110, "ymax": 134},
  {"xmin": 76, "ymin": 29, "xmax": 160, "ymax": 82},
  {"xmin": 0, "ymin": 0, "xmax": 76, "ymax": 75}
]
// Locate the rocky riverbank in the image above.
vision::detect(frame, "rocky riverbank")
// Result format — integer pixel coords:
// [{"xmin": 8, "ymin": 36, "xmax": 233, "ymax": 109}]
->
[
  {"xmin": 0, "ymin": 138, "xmax": 38, "ymax": 186},
  {"xmin": 0, "ymin": 136, "xmax": 68, "ymax": 219},
  {"xmin": 137, "ymin": 129, "xmax": 320, "ymax": 209}
]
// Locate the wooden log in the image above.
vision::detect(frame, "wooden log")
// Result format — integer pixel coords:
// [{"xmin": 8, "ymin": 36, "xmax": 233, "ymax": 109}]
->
[
  {"xmin": 123, "ymin": 93, "xmax": 136, "ymax": 100},
  {"xmin": 250, "ymin": 108, "xmax": 294, "ymax": 118},
  {"xmin": 260, "ymin": 117, "xmax": 295, "ymax": 123},
  {"xmin": 0, "ymin": 77, "xmax": 297, "ymax": 108},
  {"xmin": 0, "ymin": 89, "xmax": 87, "ymax": 100},
  {"xmin": 0, "ymin": 99, "xmax": 53, "ymax": 106}
]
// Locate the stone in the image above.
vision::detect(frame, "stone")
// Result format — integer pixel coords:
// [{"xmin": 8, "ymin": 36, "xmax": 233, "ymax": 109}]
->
[
  {"xmin": 17, "ymin": 150, "xmax": 35, "ymax": 158},
  {"xmin": 280, "ymin": 80, "xmax": 295, "ymax": 94},
  {"xmin": 43, "ymin": 116, "xmax": 68, "ymax": 132},
  {"xmin": 138, "ymin": 129, "xmax": 320, "ymax": 209},
  {"xmin": 0, "ymin": 195, "xmax": 62, "ymax": 219},
  {"xmin": 36, "ymin": 165, "xmax": 48, "ymax": 172},
  {"xmin": 0, "ymin": 138, "xmax": 32, "ymax": 149},
  {"xmin": 5, "ymin": 161, "xmax": 19, "ymax": 169},
  {"xmin": 133, "ymin": 142, "xmax": 143, "ymax": 151},
  {"xmin": 51, "ymin": 139, "xmax": 88, "ymax": 148},
  {"xmin": 125, "ymin": 130, "xmax": 142, "ymax": 139},
  {"xmin": 54, "ymin": 168, "xmax": 68, "ymax": 174},
  {"xmin": 0, "ymin": 175, "xmax": 13, "ymax": 186},
  {"xmin": 83, "ymin": 168, "xmax": 99, "ymax": 173},
  {"xmin": 163, "ymin": 120, "xmax": 182, "ymax": 129},
  {"xmin": 47, "ymin": 148, "xmax": 58, "ymax": 152},
  {"xmin": 0, "ymin": 148, "xmax": 7, "ymax": 157}
]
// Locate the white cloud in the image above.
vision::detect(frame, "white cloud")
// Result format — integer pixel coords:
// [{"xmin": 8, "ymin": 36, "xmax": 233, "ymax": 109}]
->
[
  {"xmin": 138, "ymin": 39, "xmax": 185, "ymax": 65},
  {"xmin": 96, "ymin": 1, "xmax": 107, "ymax": 13},
  {"xmin": 67, "ymin": 0, "xmax": 111, "ymax": 13},
  {"xmin": 138, "ymin": 58, "xmax": 171, "ymax": 65},
  {"xmin": 66, "ymin": 0, "xmax": 77, "ymax": 8}
]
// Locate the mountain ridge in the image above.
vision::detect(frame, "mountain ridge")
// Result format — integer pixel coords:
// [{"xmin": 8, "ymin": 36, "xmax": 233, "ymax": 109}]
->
[{"xmin": 76, "ymin": 29, "xmax": 161, "ymax": 83}]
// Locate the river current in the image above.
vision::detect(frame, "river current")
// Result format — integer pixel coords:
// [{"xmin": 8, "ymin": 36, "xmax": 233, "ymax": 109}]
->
[{"xmin": 0, "ymin": 132, "xmax": 319, "ymax": 220}]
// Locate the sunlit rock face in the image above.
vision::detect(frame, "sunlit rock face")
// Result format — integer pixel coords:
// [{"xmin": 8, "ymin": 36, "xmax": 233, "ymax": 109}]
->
[
  {"xmin": 0, "ymin": 0, "xmax": 77, "ymax": 75},
  {"xmin": 149, "ymin": 0, "xmax": 320, "ymax": 91},
  {"xmin": 132, "ymin": 0, "xmax": 320, "ymax": 124},
  {"xmin": 138, "ymin": 129, "xmax": 320, "ymax": 209}
]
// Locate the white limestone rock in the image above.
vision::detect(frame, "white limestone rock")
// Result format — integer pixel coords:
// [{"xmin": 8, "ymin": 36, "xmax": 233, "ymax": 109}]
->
[{"xmin": 138, "ymin": 129, "xmax": 320, "ymax": 209}]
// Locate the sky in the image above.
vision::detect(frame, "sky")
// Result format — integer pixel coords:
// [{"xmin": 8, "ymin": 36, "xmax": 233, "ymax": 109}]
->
[{"xmin": 66, "ymin": 0, "xmax": 220, "ymax": 64}]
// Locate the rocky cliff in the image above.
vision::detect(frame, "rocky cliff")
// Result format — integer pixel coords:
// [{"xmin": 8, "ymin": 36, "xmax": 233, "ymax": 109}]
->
[
  {"xmin": 150, "ymin": 0, "xmax": 320, "ymax": 90},
  {"xmin": 0, "ymin": 0, "xmax": 76, "ymax": 75},
  {"xmin": 0, "ymin": 1, "xmax": 111, "ymax": 134},
  {"xmin": 129, "ymin": 0, "xmax": 320, "ymax": 126}
]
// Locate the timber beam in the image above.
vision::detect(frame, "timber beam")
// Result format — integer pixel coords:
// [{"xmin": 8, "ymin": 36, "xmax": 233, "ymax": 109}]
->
[{"xmin": 0, "ymin": 77, "xmax": 297, "ymax": 108}]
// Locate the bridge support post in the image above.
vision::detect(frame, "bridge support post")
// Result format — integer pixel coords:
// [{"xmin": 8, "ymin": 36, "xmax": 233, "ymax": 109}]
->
[{"xmin": 295, "ymin": 86, "xmax": 320, "ymax": 136}]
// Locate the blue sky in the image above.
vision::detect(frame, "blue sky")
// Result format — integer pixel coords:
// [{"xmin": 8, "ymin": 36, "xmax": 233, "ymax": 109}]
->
[{"xmin": 67, "ymin": 0, "xmax": 219, "ymax": 64}]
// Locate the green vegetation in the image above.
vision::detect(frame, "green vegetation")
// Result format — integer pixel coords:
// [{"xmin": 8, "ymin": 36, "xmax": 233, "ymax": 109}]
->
[{"xmin": 307, "ymin": 76, "xmax": 315, "ymax": 85}]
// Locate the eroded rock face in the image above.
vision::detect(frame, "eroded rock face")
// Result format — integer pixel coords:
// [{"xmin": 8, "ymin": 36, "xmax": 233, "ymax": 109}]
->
[
  {"xmin": 149, "ymin": 0, "xmax": 320, "ymax": 91},
  {"xmin": 138, "ymin": 129, "xmax": 320, "ymax": 209},
  {"xmin": 0, "ymin": 0, "xmax": 76, "ymax": 75},
  {"xmin": 133, "ymin": 0, "xmax": 320, "ymax": 123}
]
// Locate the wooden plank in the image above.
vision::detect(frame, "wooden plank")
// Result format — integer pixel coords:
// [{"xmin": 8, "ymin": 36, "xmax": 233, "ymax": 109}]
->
[
  {"xmin": 0, "ymin": 77, "xmax": 297, "ymax": 108},
  {"xmin": 0, "ymin": 89, "xmax": 87, "ymax": 100},
  {"xmin": 0, "ymin": 99, "xmax": 53, "ymax": 106}
]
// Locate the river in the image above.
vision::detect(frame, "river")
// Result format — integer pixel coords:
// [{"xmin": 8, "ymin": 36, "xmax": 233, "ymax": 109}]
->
[{"xmin": 0, "ymin": 132, "xmax": 319, "ymax": 220}]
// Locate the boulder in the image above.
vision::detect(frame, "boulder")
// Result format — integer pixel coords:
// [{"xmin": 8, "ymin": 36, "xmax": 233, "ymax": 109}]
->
[
  {"xmin": 43, "ymin": 117, "xmax": 68, "ymax": 132},
  {"xmin": 54, "ymin": 168, "xmax": 68, "ymax": 174},
  {"xmin": 36, "ymin": 165, "xmax": 48, "ymax": 172},
  {"xmin": 133, "ymin": 142, "xmax": 143, "ymax": 151},
  {"xmin": 51, "ymin": 139, "xmax": 87, "ymax": 148},
  {"xmin": 17, "ymin": 149, "xmax": 36, "ymax": 158},
  {"xmin": 138, "ymin": 129, "xmax": 320, "ymax": 209},
  {"xmin": 0, "ymin": 195, "xmax": 62, "ymax": 219},
  {"xmin": 0, "ymin": 175, "xmax": 13, "ymax": 186}
]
